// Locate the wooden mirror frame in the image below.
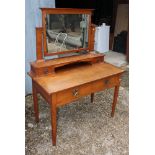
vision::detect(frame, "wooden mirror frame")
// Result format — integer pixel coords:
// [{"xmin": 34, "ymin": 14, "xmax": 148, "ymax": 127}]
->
[{"xmin": 41, "ymin": 8, "xmax": 94, "ymax": 57}]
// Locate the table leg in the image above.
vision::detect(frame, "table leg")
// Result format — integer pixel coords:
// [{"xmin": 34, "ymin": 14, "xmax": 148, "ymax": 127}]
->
[
  {"xmin": 32, "ymin": 82, "xmax": 39, "ymax": 123},
  {"xmin": 91, "ymin": 93, "xmax": 94, "ymax": 103},
  {"xmin": 111, "ymin": 85, "xmax": 120, "ymax": 117},
  {"xmin": 51, "ymin": 94, "xmax": 57, "ymax": 146}
]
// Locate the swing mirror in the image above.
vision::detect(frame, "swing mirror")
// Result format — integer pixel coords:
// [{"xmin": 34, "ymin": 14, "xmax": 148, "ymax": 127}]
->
[{"xmin": 41, "ymin": 8, "xmax": 92, "ymax": 56}]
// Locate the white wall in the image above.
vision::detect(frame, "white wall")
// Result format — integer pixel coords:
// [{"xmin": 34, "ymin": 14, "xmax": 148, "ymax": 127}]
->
[{"xmin": 25, "ymin": 0, "xmax": 55, "ymax": 95}]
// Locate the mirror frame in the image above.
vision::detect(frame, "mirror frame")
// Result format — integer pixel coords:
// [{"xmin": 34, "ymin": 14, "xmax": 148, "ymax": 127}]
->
[{"xmin": 41, "ymin": 8, "xmax": 93, "ymax": 56}]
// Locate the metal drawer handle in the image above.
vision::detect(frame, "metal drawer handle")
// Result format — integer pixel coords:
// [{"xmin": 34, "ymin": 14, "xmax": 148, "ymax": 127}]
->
[{"xmin": 72, "ymin": 88, "xmax": 79, "ymax": 97}]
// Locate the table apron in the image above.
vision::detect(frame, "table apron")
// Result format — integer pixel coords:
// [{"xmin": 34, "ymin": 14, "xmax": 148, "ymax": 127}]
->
[{"xmin": 56, "ymin": 75, "xmax": 120, "ymax": 107}]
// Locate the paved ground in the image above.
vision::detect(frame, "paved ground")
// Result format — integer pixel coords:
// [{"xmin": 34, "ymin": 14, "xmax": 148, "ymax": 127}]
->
[
  {"xmin": 104, "ymin": 51, "xmax": 127, "ymax": 68},
  {"xmin": 25, "ymin": 67, "xmax": 129, "ymax": 155}
]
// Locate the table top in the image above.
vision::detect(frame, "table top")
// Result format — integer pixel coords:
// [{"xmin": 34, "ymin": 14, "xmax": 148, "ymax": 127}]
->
[{"xmin": 33, "ymin": 62, "xmax": 124, "ymax": 94}]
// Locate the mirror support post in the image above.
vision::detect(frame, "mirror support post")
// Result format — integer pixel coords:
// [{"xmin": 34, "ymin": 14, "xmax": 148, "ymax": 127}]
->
[
  {"xmin": 36, "ymin": 27, "xmax": 44, "ymax": 61},
  {"xmin": 90, "ymin": 24, "xmax": 96, "ymax": 51}
]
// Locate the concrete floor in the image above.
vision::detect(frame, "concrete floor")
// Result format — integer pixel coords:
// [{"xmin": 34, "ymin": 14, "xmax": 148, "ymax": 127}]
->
[{"xmin": 104, "ymin": 51, "xmax": 128, "ymax": 68}]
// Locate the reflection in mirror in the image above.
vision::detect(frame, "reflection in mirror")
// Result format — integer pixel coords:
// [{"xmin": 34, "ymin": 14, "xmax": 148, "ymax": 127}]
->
[{"xmin": 46, "ymin": 14, "xmax": 89, "ymax": 53}]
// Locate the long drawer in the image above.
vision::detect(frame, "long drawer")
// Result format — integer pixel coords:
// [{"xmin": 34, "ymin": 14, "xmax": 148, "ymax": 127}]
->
[{"xmin": 56, "ymin": 75, "xmax": 120, "ymax": 106}]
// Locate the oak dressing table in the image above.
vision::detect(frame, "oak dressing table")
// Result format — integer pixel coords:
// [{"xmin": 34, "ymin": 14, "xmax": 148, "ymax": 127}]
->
[{"xmin": 28, "ymin": 8, "xmax": 124, "ymax": 146}]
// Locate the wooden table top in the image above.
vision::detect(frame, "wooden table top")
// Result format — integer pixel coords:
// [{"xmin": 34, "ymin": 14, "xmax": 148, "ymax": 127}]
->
[{"xmin": 33, "ymin": 62, "xmax": 124, "ymax": 94}]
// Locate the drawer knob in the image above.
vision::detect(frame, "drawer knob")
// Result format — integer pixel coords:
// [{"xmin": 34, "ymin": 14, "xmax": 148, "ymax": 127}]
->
[
  {"xmin": 72, "ymin": 88, "xmax": 79, "ymax": 97},
  {"xmin": 104, "ymin": 79, "xmax": 109, "ymax": 85},
  {"xmin": 44, "ymin": 68, "xmax": 48, "ymax": 74}
]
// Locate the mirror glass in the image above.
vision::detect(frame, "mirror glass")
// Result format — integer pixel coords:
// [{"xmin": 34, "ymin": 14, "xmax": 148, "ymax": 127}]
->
[{"xmin": 46, "ymin": 14, "xmax": 89, "ymax": 53}]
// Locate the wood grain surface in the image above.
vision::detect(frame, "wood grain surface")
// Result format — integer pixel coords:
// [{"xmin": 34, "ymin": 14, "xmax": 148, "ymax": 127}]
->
[{"xmin": 33, "ymin": 62, "xmax": 124, "ymax": 94}]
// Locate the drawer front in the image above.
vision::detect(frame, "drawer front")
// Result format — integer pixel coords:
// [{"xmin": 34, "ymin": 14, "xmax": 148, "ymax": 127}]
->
[
  {"xmin": 92, "ymin": 76, "xmax": 120, "ymax": 92},
  {"xmin": 56, "ymin": 83, "xmax": 92, "ymax": 106},
  {"xmin": 56, "ymin": 75, "xmax": 119, "ymax": 106},
  {"xmin": 32, "ymin": 66, "xmax": 54, "ymax": 76},
  {"xmin": 37, "ymin": 67, "xmax": 54, "ymax": 76}
]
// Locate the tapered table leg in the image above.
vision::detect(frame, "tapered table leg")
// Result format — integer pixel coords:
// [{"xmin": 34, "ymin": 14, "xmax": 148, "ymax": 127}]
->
[
  {"xmin": 111, "ymin": 85, "xmax": 120, "ymax": 117},
  {"xmin": 32, "ymin": 81, "xmax": 39, "ymax": 122},
  {"xmin": 91, "ymin": 93, "xmax": 94, "ymax": 103},
  {"xmin": 51, "ymin": 94, "xmax": 57, "ymax": 146}
]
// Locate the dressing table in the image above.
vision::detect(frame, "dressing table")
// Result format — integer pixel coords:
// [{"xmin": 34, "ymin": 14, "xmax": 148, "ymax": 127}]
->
[{"xmin": 28, "ymin": 8, "xmax": 124, "ymax": 146}]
